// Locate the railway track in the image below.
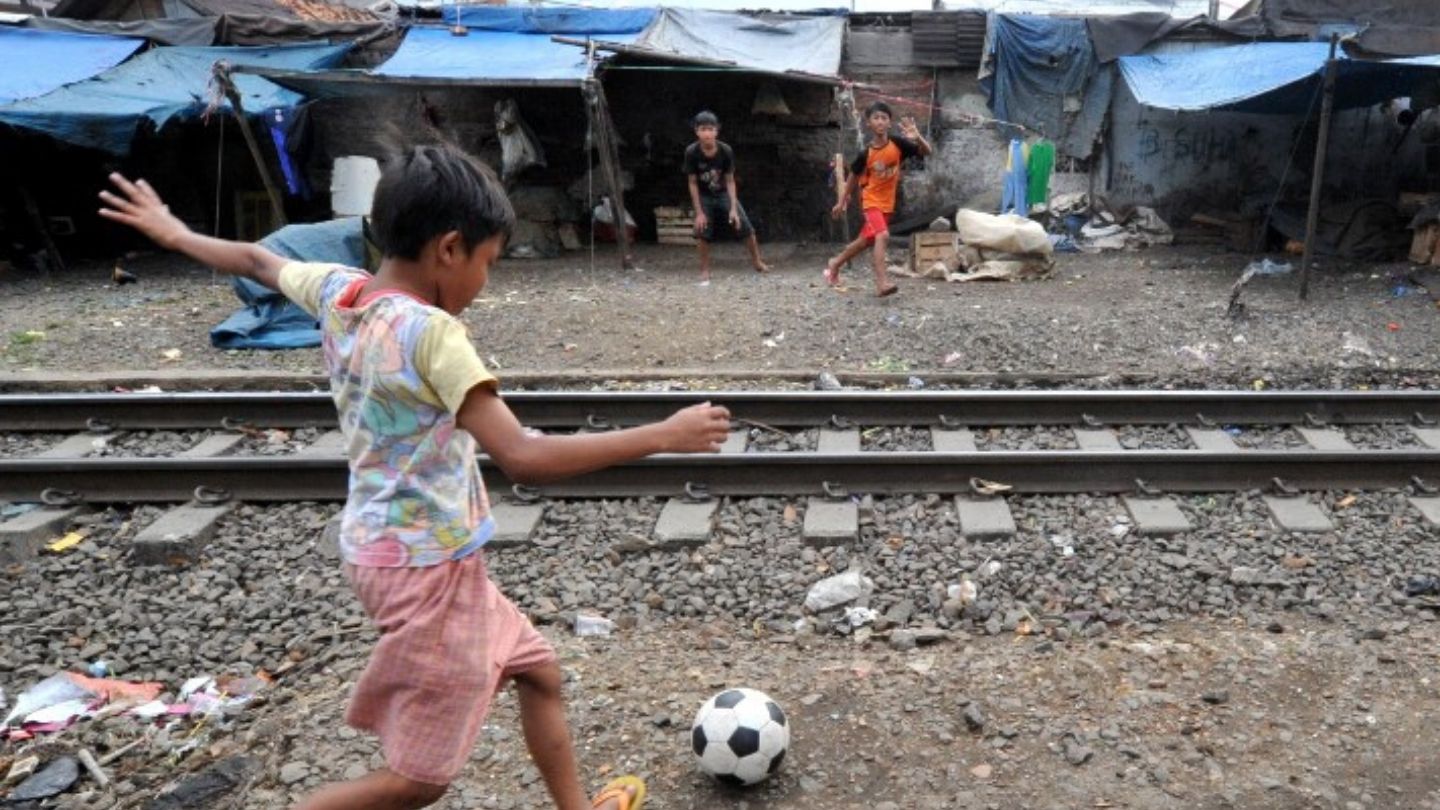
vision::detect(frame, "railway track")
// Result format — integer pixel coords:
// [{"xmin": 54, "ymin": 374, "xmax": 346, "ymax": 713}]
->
[{"xmin": 1, "ymin": 390, "xmax": 1438, "ymax": 504}]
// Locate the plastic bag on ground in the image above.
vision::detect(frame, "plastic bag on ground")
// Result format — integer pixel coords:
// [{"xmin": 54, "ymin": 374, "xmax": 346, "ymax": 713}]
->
[{"xmin": 954, "ymin": 209, "xmax": 1053, "ymax": 256}]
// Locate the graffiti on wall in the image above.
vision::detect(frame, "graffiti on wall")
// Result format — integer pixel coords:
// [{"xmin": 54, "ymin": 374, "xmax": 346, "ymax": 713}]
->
[{"xmin": 1135, "ymin": 124, "xmax": 1239, "ymax": 167}]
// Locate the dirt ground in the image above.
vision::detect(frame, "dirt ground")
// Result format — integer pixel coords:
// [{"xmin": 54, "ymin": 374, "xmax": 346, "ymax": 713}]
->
[{"xmin": 1, "ymin": 242, "xmax": 1437, "ymax": 388}]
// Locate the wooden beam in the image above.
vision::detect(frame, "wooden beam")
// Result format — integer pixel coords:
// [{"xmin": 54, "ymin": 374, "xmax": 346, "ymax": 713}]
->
[
  {"xmin": 1299, "ymin": 34, "xmax": 1339, "ymax": 302},
  {"xmin": 210, "ymin": 61, "xmax": 288, "ymax": 230}
]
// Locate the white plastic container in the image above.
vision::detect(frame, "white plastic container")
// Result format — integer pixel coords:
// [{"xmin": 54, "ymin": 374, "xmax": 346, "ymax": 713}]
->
[{"xmin": 331, "ymin": 156, "xmax": 382, "ymax": 217}]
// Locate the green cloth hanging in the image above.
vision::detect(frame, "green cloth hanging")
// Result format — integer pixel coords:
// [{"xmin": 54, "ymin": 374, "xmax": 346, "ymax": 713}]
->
[{"xmin": 1026, "ymin": 139, "xmax": 1055, "ymax": 207}]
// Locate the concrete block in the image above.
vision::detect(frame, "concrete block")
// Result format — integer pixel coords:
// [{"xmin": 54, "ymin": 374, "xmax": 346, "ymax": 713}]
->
[
  {"xmin": 1262, "ymin": 496, "xmax": 1332, "ymax": 534},
  {"xmin": 1295, "ymin": 428, "xmax": 1354, "ymax": 451},
  {"xmin": 1184, "ymin": 427, "xmax": 1239, "ymax": 451},
  {"xmin": 37, "ymin": 433, "xmax": 116, "ymax": 458},
  {"xmin": 955, "ymin": 497, "xmax": 1016, "ymax": 538},
  {"xmin": 180, "ymin": 433, "xmax": 246, "ymax": 458},
  {"xmin": 1074, "ymin": 428, "xmax": 1122, "ymax": 451},
  {"xmin": 1410, "ymin": 497, "xmax": 1440, "ymax": 527},
  {"xmin": 1410, "ymin": 427, "xmax": 1440, "ymax": 450},
  {"xmin": 298, "ymin": 430, "xmax": 348, "ymax": 457},
  {"xmin": 132, "ymin": 502, "xmax": 234, "ymax": 565},
  {"xmin": 0, "ymin": 506, "xmax": 84, "ymax": 564},
  {"xmin": 1122, "ymin": 496, "xmax": 1192, "ymax": 535},
  {"xmin": 654, "ymin": 498, "xmax": 718, "ymax": 546},
  {"xmin": 817, "ymin": 428, "xmax": 860, "ymax": 454},
  {"xmin": 803, "ymin": 498, "xmax": 857, "ymax": 546},
  {"xmin": 490, "ymin": 502, "xmax": 546, "ymax": 548},
  {"xmin": 930, "ymin": 428, "xmax": 976, "ymax": 452}
]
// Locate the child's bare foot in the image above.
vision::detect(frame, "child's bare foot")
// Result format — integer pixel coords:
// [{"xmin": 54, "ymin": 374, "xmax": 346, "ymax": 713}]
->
[
  {"xmin": 592, "ymin": 776, "xmax": 645, "ymax": 810},
  {"xmin": 754, "ymin": 261, "xmax": 770, "ymax": 273},
  {"xmin": 877, "ymin": 284, "xmax": 898, "ymax": 297}
]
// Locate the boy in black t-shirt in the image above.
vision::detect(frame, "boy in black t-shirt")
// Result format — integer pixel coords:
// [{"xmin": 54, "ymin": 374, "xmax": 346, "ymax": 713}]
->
[{"xmin": 682, "ymin": 111, "xmax": 768, "ymax": 285}]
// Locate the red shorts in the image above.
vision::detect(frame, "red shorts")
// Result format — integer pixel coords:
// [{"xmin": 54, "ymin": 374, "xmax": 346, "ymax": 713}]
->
[
  {"xmin": 344, "ymin": 554, "xmax": 556, "ymax": 785},
  {"xmin": 860, "ymin": 209, "xmax": 890, "ymax": 243}
]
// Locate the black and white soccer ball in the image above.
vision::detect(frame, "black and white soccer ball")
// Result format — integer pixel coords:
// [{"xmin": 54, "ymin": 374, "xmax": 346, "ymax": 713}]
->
[{"xmin": 690, "ymin": 687, "xmax": 789, "ymax": 786}]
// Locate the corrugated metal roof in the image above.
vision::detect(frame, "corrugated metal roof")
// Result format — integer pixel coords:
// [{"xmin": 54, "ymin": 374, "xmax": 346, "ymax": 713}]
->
[
  {"xmin": 910, "ymin": 10, "xmax": 983, "ymax": 67},
  {"xmin": 941, "ymin": 0, "xmax": 1210, "ymax": 14}
]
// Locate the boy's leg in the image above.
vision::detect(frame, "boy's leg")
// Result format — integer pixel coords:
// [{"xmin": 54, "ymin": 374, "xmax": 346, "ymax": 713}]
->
[
  {"xmin": 825, "ymin": 236, "xmax": 870, "ymax": 285},
  {"xmin": 513, "ymin": 663, "xmax": 638, "ymax": 810},
  {"xmin": 732, "ymin": 203, "xmax": 768, "ymax": 273},
  {"xmin": 871, "ymin": 230, "xmax": 896, "ymax": 295},
  {"xmin": 292, "ymin": 769, "xmax": 447, "ymax": 810},
  {"xmin": 696, "ymin": 238, "xmax": 712, "ymax": 284},
  {"xmin": 513, "ymin": 663, "xmax": 588, "ymax": 810}
]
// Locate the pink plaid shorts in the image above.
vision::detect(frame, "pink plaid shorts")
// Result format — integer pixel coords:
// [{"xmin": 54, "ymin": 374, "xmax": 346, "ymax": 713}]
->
[{"xmin": 343, "ymin": 553, "xmax": 556, "ymax": 785}]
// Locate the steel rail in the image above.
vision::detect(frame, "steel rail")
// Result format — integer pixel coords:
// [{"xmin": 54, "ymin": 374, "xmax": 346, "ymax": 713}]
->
[
  {"xmin": 1, "ymin": 390, "xmax": 1439, "ymax": 431},
  {"xmin": 2, "ymin": 450, "xmax": 1437, "ymax": 503}
]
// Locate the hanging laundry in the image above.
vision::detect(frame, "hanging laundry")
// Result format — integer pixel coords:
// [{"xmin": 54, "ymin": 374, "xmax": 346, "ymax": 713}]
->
[
  {"xmin": 1027, "ymin": 139, "xmax": 1055, "ymax": 209},
  {"xmin": 1001, "ymin": 139, "xmax": 1028, "ymax": 216}
]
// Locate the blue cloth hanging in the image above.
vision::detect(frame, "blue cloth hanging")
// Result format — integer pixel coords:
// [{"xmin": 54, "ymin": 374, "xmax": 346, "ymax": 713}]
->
[{"xmin": 1001, "ymin": 139, "xmax": 1028, "ymax": 216}]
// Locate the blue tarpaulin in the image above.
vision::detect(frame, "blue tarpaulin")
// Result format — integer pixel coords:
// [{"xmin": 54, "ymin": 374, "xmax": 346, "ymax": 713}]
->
[
  {"xmin": 0, "ymin": 27, "xmax": 143, "ymax": 106},
  {"xmin": 375, "ymin": 7, "xmax": 656, "ymax": 83},
  {"xmin": 0, "ymin": 42, "xmax": 349, "ymax": 154},
  {"xmin": 1118, "ymin": 43, "xmax": 1440, "ymax": 114},
  {"xmin": 983, "ymin": 14, "xmax": 1113, "ymax": 159},
  {"xmin": 211, "ymin": 217, "xmax": 370, "ymax": 351}
]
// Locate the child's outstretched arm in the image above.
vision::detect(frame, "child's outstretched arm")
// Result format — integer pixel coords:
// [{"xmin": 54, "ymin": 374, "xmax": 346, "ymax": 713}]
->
[
  {"xmin": 99, "ymin": 173, "xmax": 286, "ymax": 290},
  {"xmin": 458, "ymin": 387, "xmax": 731, "ymax": 485}
]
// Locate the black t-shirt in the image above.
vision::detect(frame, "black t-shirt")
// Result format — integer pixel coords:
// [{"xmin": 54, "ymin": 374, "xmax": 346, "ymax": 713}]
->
[{"xmin": 683, "ymin": 141, "xmax": 736, "ymax": 199}]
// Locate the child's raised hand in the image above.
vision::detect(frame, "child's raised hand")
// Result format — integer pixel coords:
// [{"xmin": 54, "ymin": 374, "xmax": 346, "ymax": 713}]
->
[
  {"xmin": 657, "ymin": 402, "xmax": 732, "ymax": 453},
  {"xmin": 899, "ymin": 115, "xmax": 921, "ymax": 140},
  {"xmin": 98, "ymin": 173, "xmax": 190, "ymax": 250}
]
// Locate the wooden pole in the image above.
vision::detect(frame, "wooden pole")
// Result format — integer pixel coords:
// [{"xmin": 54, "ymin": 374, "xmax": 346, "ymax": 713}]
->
[
  {"xmin": 581, "ymin": 41, "xmax": 631, "ymax": 270},
  {"xmin": 1298, "ymin": 34, "xmax": 1339, "ymax": 301},
  {"xmin": 211, "ymin": 62, "xmax": 288, "ymax": 230}
]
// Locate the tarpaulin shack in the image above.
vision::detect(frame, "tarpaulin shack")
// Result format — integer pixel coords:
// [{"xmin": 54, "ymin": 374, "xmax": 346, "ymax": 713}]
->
[
  {"xmin": 0, "ymin": 40, "xmax": 347, "ymax": 268},
  {"xmin": 1116, "ymin": 40, "xmax": 1440, "ymax": 297},
  {"xmin": 241, "ymin": 6, "xmax": 656, "ymax": 266}
]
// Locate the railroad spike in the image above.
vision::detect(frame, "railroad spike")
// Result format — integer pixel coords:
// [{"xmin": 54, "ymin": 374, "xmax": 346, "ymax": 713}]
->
[
  {"xmin": 1415, "ymin": 411, "xmax": 1437, "ymax": 428},
  {"xmin": 1412, "ymin": 476, "xmax": 1438, "ymax": 496},
  {"xmin": 510, "ymin": 484, "xmax": 541, "ymax": 504},
  {"xmin": 683, "ymin": 482, "xmax": 712, "ymax": 503},
  {"xmin": 1134, "ymin": 478, "xmax": 1163, "ymax": 498},
  {"xmin": 821, "ymin": 481, "xmax": 849, "ymax": 501},
  {"xmin": 1269, "ymin": 477, "xmax": 1300, "ymax": 496},
  {"xmin": 1304, "ymin": 413, "xmax": 1326, "ymax": 428}
]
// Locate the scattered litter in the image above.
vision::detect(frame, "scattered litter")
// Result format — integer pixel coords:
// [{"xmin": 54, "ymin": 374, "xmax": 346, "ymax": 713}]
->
[
  {"xmin": 0, "ymin": 502, "xmax": 39, "ymax": 519},
  {"xmin": 1405, "ymin": 576, "xmax": 1440, "ymax": 597},
  {"xmin": 46, "ymin": 531, "xmax": 87, "ymax": 553},
  {"xmin": 574, "ymin": 614, "xmax": 615, "ymax": 637},
  {"xmin": 906, "ymin": 376, "xmax": 926, "ymax": 390},
  {"xmin": 1110, "ymin": 522, "xmax": 1130, "ymax": 538},
  {"xmin": 1335, "ymin": 494, "xmax": 1357, "ymax": 509},
  {"xmin": 7, "ymin": 756, "xmax": 79, "ymax": 801},
  {"xmin": 1341, "ymin": 332, "xmax": 1375, "ymax": 356},
  {"xmin": 1387, "ymin": 322, "xmax": 1401, "ymax": 332},
  {"xmin": 4, "ymin": 755, "xmax": 38, "ymax": 785},
  {"xmin": 805, "ymin": 569, "xmax": 874, "ymax": 613},
  {"xmin": 842, "ymin": 606, "xmax": 878, "ymax": 628},
  {"xmin": 160, "ymin": 348, "xmax": 183, "ymax": 361},
  {"xmin": 943, "ymin": 351, "xmax": 964, "ymax": 366},
  {"xmin": 979, "ymin": 560, "xmax": 1003, "ymax": 579},
  {"xmin": 1174, "ymin": 342, "xmax": 1218, "ymax": 367},
  {"xmin": 1048, "ymin": 534, "xmax": 1075, "ymax": 557},
  {"xmin": 1227, "ymin": 258, "xmax": 1293, "ymax": 316},
  {"xmin": 907, "ymin": 657, "xmax": 935, "ymax": 676},
  {"xmin": 3, "ymin": 673, "xmax": 93, "ymax": 728}
]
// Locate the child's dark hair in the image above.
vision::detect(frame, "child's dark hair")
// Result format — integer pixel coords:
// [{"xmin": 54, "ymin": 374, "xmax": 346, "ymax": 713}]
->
[
  {"xmin": 693, "ymin": 110, "xmax": 719, "ymax": 128},
  {"xmin": 864, "ymin": 101, "xmax": 893, "ymax": 120},
  {"xmin": 369, "ymin": 142, "xmax": 515, "ymax": 261}
]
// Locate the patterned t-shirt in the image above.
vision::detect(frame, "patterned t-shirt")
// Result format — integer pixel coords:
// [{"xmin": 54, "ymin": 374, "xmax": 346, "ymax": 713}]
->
[{"xmin": 280, "ymin": 262, "xmax": 497, "ymax": 568}]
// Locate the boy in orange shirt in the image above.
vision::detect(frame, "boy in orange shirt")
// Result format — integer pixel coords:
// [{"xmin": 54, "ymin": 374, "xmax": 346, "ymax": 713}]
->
[{"xmin": 824, "ymin": 101, "xmax": 931, "ymax": 297}]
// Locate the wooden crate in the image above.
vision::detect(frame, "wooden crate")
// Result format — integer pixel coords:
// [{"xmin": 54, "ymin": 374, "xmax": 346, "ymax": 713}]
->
[
  {"xmin": 655, "ymin": 206, "xmax": 696, "ymax": 246},
  {"xmin": 910, "ymin": 231, "xmax": 958, "ymax": 271}
]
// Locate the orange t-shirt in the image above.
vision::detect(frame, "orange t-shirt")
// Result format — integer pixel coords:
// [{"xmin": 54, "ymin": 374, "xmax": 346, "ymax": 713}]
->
[{"xmin": 849, "ymin": 136, "xmax": 921, "ymax": 214}]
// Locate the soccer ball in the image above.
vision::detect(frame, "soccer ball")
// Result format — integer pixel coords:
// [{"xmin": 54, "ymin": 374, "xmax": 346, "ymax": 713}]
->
[{"xmin": 690, "ymin": 688, "xmax": 789, "ymax": 786}]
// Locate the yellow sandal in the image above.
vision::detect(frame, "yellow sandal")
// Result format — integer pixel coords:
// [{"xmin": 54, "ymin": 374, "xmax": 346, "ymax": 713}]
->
[{"xmin": 591, "ymin": 775, "xmax": 646, "ymax": 810}]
